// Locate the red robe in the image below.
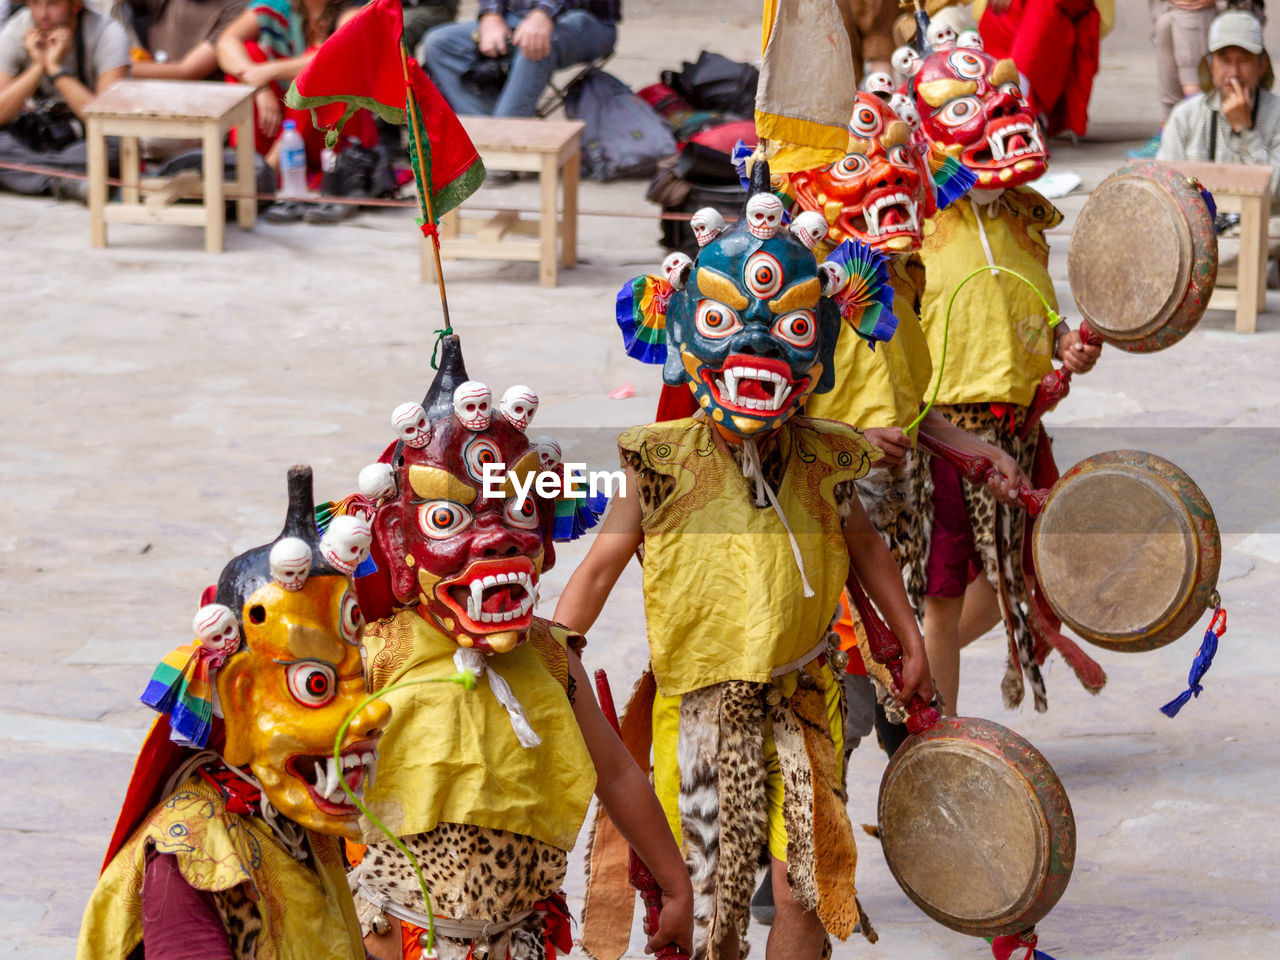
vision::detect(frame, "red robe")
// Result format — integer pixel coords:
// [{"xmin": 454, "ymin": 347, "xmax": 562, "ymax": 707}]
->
[{"xmin": 979, "ymin": 0, "xmax": 1101, "ymax": 138}]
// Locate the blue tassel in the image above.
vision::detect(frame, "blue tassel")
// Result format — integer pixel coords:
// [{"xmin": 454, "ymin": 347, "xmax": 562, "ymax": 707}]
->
[
  {"xmin": 1200, "ymin": 187, "xmax": 1217, "ymax": 222},
  {"xmin": 1160, "ymin": 606, "xmax": 1225, "ymax": 717}
]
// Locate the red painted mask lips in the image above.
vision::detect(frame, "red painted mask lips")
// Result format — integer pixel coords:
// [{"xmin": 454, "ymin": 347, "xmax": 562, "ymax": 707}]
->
[
  {"xmin": 965, "ymin": 116, "xmax": 1046, "ymax": 171},
  {"xmin": 437, "ymin": 556, "xmax": 537, "ymax": 634},
  {"xmin": 702, "ymin": 355, "xmax": 809, "ymax": 416},
  {"xmin": 287, "ymin": 739, "xmax": 379, "ymax": 815}
]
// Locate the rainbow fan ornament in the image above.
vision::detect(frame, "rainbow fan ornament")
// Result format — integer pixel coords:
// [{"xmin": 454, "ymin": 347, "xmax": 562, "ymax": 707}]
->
[
  {"xmin": 140, "ymin": 644, "xmax": 217, "ymax": 748},
  {"xmin": 823, "ymin": 238, "xmax": 898, "ymax": 348},
  {"xmin": 930, "ymin": 153, "xmax": 979, "ymax": 210},
  {"xmin": 616, "ymin": 275, "xmax": 673, "ymax": 365},
  {"xmin": 553, "ymin": 490, "xmax": 609, "ymax": 541}
]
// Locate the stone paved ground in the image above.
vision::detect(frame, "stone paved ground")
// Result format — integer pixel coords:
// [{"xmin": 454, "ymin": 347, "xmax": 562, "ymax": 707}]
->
[{"xmin": 3, "ymin": 6, "xmax": 1279, "ymax": 958}]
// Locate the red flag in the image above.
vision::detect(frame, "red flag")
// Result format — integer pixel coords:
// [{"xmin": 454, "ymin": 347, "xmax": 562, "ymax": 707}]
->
[{"xmin": 285, "ymin": 0, "xmax": 484, "ymax": 219}]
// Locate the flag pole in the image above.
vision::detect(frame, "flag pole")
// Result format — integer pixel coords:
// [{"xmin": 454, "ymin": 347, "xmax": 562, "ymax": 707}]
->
[{"xmin": 399, "ymin": 33, "xmax": 452, "ymax": 329}]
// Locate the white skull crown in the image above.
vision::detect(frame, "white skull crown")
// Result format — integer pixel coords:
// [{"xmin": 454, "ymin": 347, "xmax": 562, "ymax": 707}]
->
[
  {"xmin": 790, "ymin": 211, "xmax": 828, "ymax": 251},
  {"xmin": 927, "ymin": 20, "xmax": 957, "ymax": 52},
  {"xmin": 269, "ymin": 537, "xmax": 312, "ymax": 591},
  {"xmin": 818, "ymin": 260, "xmax": 845, "ymax": 298},
  {"xmin": 532, "ymin": 436, "xmax": 563, "ymax": 472},
  {"xmin": 192, "ymin": 603, "xmax": 239, "ymax": 652},
  {"xmin": 320, "ymin": 515, "xmax": 372, "ymax": 576},
  {"xmin": 864, "ymin": 72, "xmax": 895, "ymax": 96},
  {"xmin": 957, "ymin": 30, "xmax": 982, "ymax": 50},
  {"xmin": 745, "ymin": 194, "xmax": 784, "ymax": 240},
  {"xmin": 500, "ymin": 385, "xmax": 539, "ymax": 432},
  {"xmin": 358, "ymin": 462, "xmax": 396, "ymax": 502},
  {"xmin": 662, "ymin": 252, "xmax": 693, "ymax": 290},
  {"xmin": 690, "ymin": 207, "xmax": 725, "ymax": 247},
  {"xmin": 892, "ymin": 45, "xmax": 922, "ymax": 79},
  {"xmin": 453, "ymin": 381, "xmax": 493, "ymax": 431},
  {"xmin": 392, "ymin": 401, "xmax": 429, "ymax": 448}
]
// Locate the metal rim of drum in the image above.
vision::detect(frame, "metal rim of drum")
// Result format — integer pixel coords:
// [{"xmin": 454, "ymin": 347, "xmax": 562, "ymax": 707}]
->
[
  {"xmin": 1067, "ymin": 160, "xmax": 1217, "ymax": 353},
  {"xmin": 1032, "ymin": 449, "xmax": 1221, "ymax": 652},
  {"xmin": 877, "ymin": 717, "xmax": 1075, "ymax": 938}
]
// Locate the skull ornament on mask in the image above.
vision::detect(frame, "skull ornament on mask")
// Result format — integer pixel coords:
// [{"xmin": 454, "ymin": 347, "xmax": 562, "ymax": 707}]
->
[
  {"xmin": 662, "ymin": 252, "xmax": 694, "ymax": 290},
  {"xmin": 320, "ymin": 515, "xmax": 372, "ymax": 576},
  {"xmin": 392, "ymin": 402, "xmax": 429, "ymax": 449},
  {"xmin": 212, "ymin": 467, "xmax": 388, "ymax": 839},
  {"xmin": 691, "ymin": 207, "xmax": 726, "ymax": 247},
  {"xmin": 499, "ymin": 385, "xmax": 539, "ymax": 432},
  {"xmin": 786, "ymin": 93, "xmax": 936, "ymax": 255},
  {"xmin": 532, "ymin": 435, "xmax": 563, "ymax": 472},
  {"xmin": 927, "ymin": 19, "xmax": 957, "ymax": 52},
  {"xmin": 453, "ymin": 381, "xmax": 493, "ymax": 431},
  {"xmin": 957, "ymin": 30, "xmax": 982, "ymax": 50},
  {"xmin": 790, "ymin": 210, "xmax": 829, "ymax": 250},
  {"xmin": 269, "ymin": 537, "xmax": 312, "ymax": 591},
  {"xmin": 864, "ymin": 71, "xmax": 895, "ymax": 95},
  {"xmin": 358, "ymin": 462, "xmax": 396, "ymax": 502},
  {"xmin": 661, "ymin": 161, "xmax": 841, "ymax": 439},
  {"xmin": 369, "ymin": 338, "xmax": 557, "ymax": 654},
  {"xmin": 892, "ymin": 45, "xmax": 922, "ymax": 80},
  {"xmin": 192, "ymin": 603, "xmax": 239, "ymax": 661},
  {"xmin": 912, "ymin": 47, "xmax": 1047, "ymax": 188},
  {"xmin": 744, "ymin": 193, "xmax": 784, "ymax": 239}
]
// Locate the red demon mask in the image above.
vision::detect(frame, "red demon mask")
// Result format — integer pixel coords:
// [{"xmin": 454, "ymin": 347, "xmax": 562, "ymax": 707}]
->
[
  {"xmin": 785, "ymin": 93, "xmax": 935, "ymax": 256},
  {"xmin": 370, "ymin": 337, "xmax": 556, "ymax": 654},
  {"xmin": 911, "ymin": 48, "xmax": 1047, "ymax": 189}
]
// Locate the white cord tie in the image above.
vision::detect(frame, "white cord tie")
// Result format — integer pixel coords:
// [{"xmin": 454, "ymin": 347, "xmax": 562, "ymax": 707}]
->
[
  {"xmin": 740, "ymin": 437, "xmax": 815, "ymax": 598},
  {"xmin": 454, "ymin": 648, "xmax": 541, "ymax": 748}
]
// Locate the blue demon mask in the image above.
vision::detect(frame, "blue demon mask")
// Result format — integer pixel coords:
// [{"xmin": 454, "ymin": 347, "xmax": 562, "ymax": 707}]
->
[{"xmin": 661, "ymin": 163, "xmax": 841, "ymax": 439}]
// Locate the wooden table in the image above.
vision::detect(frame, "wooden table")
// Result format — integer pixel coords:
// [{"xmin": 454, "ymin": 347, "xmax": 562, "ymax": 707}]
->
[
  {"xmin": 422, "ymin": 117, "xmax": 583, "ymax": 288},
  {"xmin": 1160, "ymin": 160, "xmax": 1272, "ymax": 334},
  {"xmin": 84, "ymin": 80, "xmax": 256, "ymax": 253}
]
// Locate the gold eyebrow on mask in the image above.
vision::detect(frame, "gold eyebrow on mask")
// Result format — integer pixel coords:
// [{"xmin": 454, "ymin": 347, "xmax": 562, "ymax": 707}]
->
[
  {"xmin": 989, "ymin": 58, "xmax": 1018, "ymax": 87},
  {"xmin": 696, "ymin": 269, "xmax": 749, "ymax": 311},
  {"xmin": 769, "ymin": 278, "xmax": 820, "ymax": 314},
  {"xmin": 408, "ymin": 465, "xmax": 477, "ymax": 505},
  {"xmin": 916, "ymin": 78, "xmax": 978, "ymax": 107}
]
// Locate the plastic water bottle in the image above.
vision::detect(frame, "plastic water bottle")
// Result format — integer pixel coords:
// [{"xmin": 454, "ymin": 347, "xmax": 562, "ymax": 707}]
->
[{"xmin": 278, "ymin": 120, "xmax": 308, "ymax": 198}]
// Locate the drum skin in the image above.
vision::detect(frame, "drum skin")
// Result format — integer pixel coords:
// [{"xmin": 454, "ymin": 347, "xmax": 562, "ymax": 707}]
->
[
  {"xmin": 878, "ymin": 717, "xmax": 1075, "ymax": 938},
  {"xmin": 1067, "ymin": 160, "xmax": 1217, "ymax": 353},
  {"xmin": 1032, "ymin": 450, "xmax": 1221, "ymax": 652}
]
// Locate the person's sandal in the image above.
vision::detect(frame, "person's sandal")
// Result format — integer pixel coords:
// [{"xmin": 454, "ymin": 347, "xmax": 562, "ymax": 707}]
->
[{"xmin": 264, "ymin": 200, "xmax": 306, "ymax": 222}]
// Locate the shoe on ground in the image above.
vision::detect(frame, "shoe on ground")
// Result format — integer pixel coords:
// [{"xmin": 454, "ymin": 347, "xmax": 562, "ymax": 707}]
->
[
  {"xmin": 304, "ymin": 197, "xmax": 361, "ymax": 224},
  {"xmin": 750, "ymin": 870, "xmax": 775, "ymax": 926},
  {"xmin": 264, "ymin": 199, "xmax": 306, "ymax": 222},
  {"xmin": 51, "ymin": 176, "xmax": 89, "ymax": 204},
  {"xmin": 1126, "ymin": 133, "xmax": 1162, "ymax": 159},
  {"xmin": 485, "ymin": 169, "xmax": 518, "ymax": 186}
]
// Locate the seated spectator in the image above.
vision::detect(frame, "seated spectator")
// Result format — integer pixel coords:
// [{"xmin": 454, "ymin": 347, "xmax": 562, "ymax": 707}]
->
[
  {"xmin": 128, "ymin": 0, "xmax": 247, "ymax": 81},
  {"xmin": 402, "ymin": 0, "xmax": 456, "ymax": 56},
  {"xmin": 1157, "ymin": 9, "xmax": 1280, "ymax": 207},
  {"xmin": 0, "ymin": 0, "xmax": 130, "ymax": 199},
  {"xmin": 215, "ymin": 0, "xmax": 375, "ymax": 218},
  {"xmin": 419, "ymin": 0, "xmax": 617, "ymax": 120},
  {"xmin": 1131, "ymin": 0, "xmax": 1217, "ymax": 158}
]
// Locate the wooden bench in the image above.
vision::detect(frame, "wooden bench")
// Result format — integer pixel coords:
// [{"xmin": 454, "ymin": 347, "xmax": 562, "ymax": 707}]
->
[
  {"xmin": 1160, "ymin": 160, "xmax": 1272, "ymax": 334},
  {"xmin": 421, "ymin": 116, "xmax": 583, "ymax": 288},
  {"xmin": 84, "ymin": 80, "xmax": 257, "ymax": 253}
]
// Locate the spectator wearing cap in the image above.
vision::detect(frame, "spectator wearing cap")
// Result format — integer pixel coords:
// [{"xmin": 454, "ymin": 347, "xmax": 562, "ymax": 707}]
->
[{"xmin": 1157, "ymin": 8, "xmax": 1280, "ymax": 211}]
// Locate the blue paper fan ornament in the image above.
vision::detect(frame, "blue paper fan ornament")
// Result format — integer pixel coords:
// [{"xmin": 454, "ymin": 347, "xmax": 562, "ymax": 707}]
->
[
  {"xmin": 553, "ymin": 489, "xmax": 608, "ymax": 541},
  {"xmin": 616, "ymin": 275, "xmax": 672, "ymax": 365},
  {"xmin": 930, "ymin": 154, "xmax": 978, "ymax": 210},
  {"xmin": 824, "ymin": 239, "xmax": 898, "ymax": 348}
]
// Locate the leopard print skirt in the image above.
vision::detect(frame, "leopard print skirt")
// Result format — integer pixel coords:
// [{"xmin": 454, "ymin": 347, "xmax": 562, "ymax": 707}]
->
[
  {"xmin": 933, "ymin": 403, "xmax": 1046, "ymax": 711},
  {"xmin": 351, "ymin": 823, "xmax": 566, "ymax": 960}
]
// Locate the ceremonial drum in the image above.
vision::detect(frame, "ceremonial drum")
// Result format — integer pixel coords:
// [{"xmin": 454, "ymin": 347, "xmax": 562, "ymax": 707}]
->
[
  {"xmin": 1067, "ymin": 160, "xmax": 1217, "ymax": 353},
  {"xmin": 878, "ymin": 718, "xmax": 1075, "ymax": 938},
  {"xmin": 1032, "ymin": 450, "xmax": 1221, "ymax": 652}
]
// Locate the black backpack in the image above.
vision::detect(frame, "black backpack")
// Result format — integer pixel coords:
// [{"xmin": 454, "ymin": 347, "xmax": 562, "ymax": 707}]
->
[{"xmin": 564, "ymin": 68, "xmax": 677, "ymax": 181}]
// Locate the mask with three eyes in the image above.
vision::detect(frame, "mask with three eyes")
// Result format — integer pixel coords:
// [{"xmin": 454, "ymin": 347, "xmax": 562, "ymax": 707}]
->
[
  {"xmin": 662, "ymin": 160, "xmax": 841, "ymax": 439},
  {"xmin": 368, "ymin": 336, "xmax": 556, "ymax": 654},
  {"xmin": 211, "ymin": 466, "xmax": 388, "ymax": 839},
  {"xmin": 786, "ymin": 92, "xmax": 937, "ymax": 256},
  {"xmin": 911, "ymin": 47, "xmax": 1047, "ymax": 189}
]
